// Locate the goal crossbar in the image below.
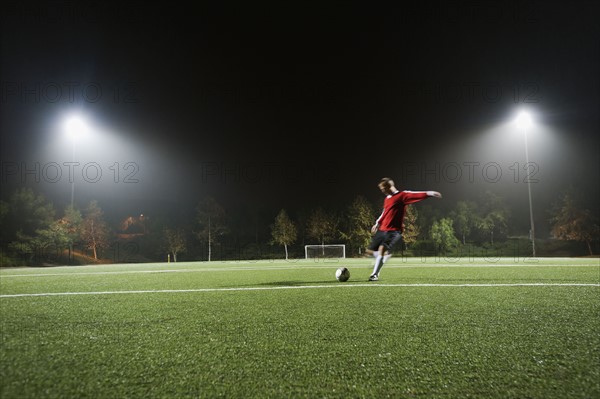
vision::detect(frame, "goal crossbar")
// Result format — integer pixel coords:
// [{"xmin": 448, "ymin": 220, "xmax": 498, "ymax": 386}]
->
[{"xmin": 304, "ymin": 244, "xmax": 346, "ymax": 259}]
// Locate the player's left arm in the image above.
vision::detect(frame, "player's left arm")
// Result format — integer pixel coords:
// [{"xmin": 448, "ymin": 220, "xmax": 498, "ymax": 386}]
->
[
  {"xmin": 426, "ymin": 191, "xmax": 442, "ymax": 199},
  {"xmin": 402, "ymin": 190, "xmax": 442, "ymax": 204}
]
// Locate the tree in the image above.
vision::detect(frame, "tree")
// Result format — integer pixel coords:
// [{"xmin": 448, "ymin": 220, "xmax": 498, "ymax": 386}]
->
[
  {"xmin": 62, "ymin": 205, "xmax": 83, "ymax": 261},
  {"xmin": 164, "ymin": 228, "xmax": 187, "ymax": 262},
  {"xmin": 402, "ymin": 205, "xmax": 420, "ymax": 249},
  {"xmin": 196, "ymin": 196, "xmax": 227, "ymax": 261},
  {"xmin": 476, "ymin": 191, "xmax": 510, "ymax": 245},
  {"xmin": 550, "ymin": 193, "xmax": 599, "ymax": 256},
  {"xmin": 477, "ymin": 210, "xmax": 506, "ymax": 246},
  {"xmin": 3, "ymin": 188, "xmax": 55, "ymax": 262},
  {"xmin": 270, "ymin": 209, "xmax": 297, "ymax": 260},
  {"xmin": 430, "ymin": 218, "xmax": 460, "ymax": 253},
  {"xmin": 340, "ymin": 196, "xmax": 375, "ymax": 255},
  {"xmin": 450, "ymin": 200, "xmax": 478, "ymax": 245},
  {"xmin": 34, "ymin": 219, "xmax": 70, "ymax": 260},
  {"xmin": 306, "ymin": 208, "xmax": 338, "ymax": 252},
  {"xmin": 81, "ymin": 200, "xmax": 110, "ymax": 260}
]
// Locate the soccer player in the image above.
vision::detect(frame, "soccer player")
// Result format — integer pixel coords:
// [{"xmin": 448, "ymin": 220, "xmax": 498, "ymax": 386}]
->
[{"xmin": 367, "ymin": 177, "xmax": 442, "ymax": 281}]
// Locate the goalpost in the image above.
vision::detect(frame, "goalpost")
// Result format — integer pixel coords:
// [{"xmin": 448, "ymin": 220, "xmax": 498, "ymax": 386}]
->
[{"xmin": 304, "ymin": 244, "xmax": 346, "ymax": 259}]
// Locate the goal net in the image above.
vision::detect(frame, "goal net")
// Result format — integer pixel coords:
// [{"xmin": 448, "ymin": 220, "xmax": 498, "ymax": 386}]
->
[{"xmin": 304, "ymin": 244, "xmax": 346, "ymax": 259}]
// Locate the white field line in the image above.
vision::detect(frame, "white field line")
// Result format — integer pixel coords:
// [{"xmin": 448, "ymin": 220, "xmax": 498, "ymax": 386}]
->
[
  {"xmin": 1, "ymin": 263, "xmax": 599, "ymax": 278},
  {"xmin": 1, "ymin": 283, "xmax": 598, "ymax": 298}
]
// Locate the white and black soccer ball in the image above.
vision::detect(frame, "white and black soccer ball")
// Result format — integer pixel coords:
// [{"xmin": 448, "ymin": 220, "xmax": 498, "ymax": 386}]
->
[{"xmin": 335, "ymin": 267, "xmax": 350, "ymax": 282}]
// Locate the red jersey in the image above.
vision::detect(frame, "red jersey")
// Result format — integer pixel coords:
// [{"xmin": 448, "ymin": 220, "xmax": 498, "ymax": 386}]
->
[{"xmin": 375, "ymin": 191, "xmax": 431, "ymax": 232}]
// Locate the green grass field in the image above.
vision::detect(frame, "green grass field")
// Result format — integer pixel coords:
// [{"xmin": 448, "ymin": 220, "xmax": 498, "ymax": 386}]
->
[{"xmin": 1, "ymin": 257, "xmax": 598, "ymax": 398}]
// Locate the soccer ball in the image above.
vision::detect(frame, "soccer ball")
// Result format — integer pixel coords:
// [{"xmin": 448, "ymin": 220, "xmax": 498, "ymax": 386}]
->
[{"xmin": 335, "ymin": 267, "xmax": 350, "ymax": 282}]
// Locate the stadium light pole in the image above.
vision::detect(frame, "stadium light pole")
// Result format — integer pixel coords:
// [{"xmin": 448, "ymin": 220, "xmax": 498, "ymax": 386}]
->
[
  {"xmin": 63, "ymin": 114, "xmax": 90, "ymax": 208},
  {"xmin": 515, "ymin": 110, "xmax": 536, "ymax": 257}
]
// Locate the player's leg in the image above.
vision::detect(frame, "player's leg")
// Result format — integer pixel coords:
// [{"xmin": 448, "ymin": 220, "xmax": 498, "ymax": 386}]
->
[
  {"xmin": 369, "ymin": 244, "xmax": 386, "ymax": 280},
  {"xmin": 364, "ymin": 247, "xmax": 378, "ymax": 259},
  {"xmin": 367, "ymin": 232, "xmax": 385, "ymax": 280},
  {"xmin": 370, "ymin": 232, "xmax": 402, "ymax": 280}
]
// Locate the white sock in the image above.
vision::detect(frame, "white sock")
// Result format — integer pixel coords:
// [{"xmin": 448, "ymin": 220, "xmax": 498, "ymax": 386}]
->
[
  {"xmin": 372, "ymin": 254, "xmax": 383, "ymax": 276},
  {"xmin": 372, "ymin": 256, "xmax": 384, "ymax": 276}
]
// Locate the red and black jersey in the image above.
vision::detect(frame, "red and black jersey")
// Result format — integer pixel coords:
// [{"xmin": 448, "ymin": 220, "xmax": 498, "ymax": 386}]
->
[{"xmin": 375, "ymin": 191, "xmax": 431, "ymax": 232}]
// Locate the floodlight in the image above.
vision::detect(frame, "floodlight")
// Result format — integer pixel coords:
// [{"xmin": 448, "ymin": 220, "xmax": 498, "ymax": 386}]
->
[
  {"xmin": 515, "ymin": 110, "xmax": 533, "ymax": 129},
  {"xmin": 64, "ymin": 114, "xmax": 90, "ymax": 140}
]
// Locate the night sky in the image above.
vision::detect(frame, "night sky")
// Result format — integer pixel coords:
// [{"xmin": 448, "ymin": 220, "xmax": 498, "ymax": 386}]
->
[{"xmin": 1, "ymin": 2, "xmax": 599, "ymax": 234}]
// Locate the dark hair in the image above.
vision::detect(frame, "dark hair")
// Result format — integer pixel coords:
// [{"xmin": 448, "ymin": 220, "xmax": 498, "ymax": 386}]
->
[{"xmin": 379, "ymin": 177, "xmax": 394, "ymax": 187}]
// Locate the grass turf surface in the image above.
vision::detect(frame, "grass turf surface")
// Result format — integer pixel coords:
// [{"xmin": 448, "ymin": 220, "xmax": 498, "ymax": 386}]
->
[{"xmin": 1, "ymin": 258, "xmax": 599, "ymax": 398}]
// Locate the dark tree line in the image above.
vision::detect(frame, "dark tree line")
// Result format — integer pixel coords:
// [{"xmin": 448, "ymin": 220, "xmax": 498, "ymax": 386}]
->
[{"xmin": 1, "ymin": 187, "xmax": 597, "ymax": 266}]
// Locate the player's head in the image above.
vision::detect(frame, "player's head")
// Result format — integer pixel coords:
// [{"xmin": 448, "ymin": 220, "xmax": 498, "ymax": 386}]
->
[{"xmin": 378, "ymin": 177, "xmax": 395, "ymax": 194}]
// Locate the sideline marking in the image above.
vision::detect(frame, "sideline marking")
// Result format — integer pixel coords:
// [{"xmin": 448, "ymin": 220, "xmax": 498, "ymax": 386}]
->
[{"xmin": 1, "ymin": 283, "xmax": 598, "ymax": 298}]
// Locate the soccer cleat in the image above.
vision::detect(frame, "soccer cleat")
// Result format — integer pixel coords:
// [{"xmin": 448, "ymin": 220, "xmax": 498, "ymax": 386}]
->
[{"xmin": 368, "ymin": 274, "xmax": 379, "ymax": 281}]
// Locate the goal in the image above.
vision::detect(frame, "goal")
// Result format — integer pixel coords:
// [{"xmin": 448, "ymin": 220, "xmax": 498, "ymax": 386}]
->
[{"xmin": 304, "ymin": 244, "xmax": 346, "ymax": 259}]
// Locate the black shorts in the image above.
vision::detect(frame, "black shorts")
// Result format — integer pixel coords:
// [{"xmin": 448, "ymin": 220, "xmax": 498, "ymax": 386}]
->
[{"xmin": 368, "ymin": 230, "xmax": 403, "ymax": 253}]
